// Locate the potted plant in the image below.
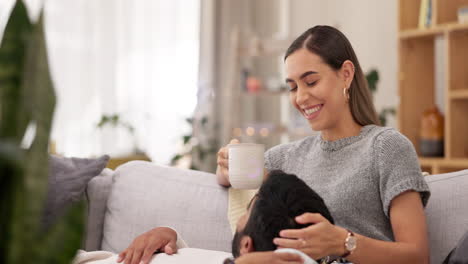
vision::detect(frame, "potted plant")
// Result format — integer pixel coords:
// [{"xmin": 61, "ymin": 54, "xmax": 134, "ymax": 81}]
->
[{"xmin": 0, "ymin": 1, "xmax": 84, "ymax": 263}]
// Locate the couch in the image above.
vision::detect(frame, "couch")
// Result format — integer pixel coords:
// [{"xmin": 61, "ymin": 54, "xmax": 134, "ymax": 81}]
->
[{"xmin": 84, "ymin": 161, "xmax": 468, "ymax": 264}]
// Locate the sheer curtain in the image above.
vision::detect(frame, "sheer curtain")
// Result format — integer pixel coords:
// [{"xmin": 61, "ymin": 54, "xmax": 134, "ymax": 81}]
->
[{"xmin": 1, "ymin": 0, "xmax": 200, "ymax": 164}]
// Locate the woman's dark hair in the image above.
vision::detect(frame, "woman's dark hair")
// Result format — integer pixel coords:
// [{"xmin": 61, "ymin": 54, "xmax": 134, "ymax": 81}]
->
[
  {"xmin": 231, "ymin": 170, "xmax": 333, "ymax": 257},
  {"xmin": 285, "ymin": 25, "xmax": 380, "ymax": 126}
]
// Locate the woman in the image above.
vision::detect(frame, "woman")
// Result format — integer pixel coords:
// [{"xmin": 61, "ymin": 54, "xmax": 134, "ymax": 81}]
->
[{"xmin": 217, "ymin": 25, "xmax": 430, "ymax": 264}]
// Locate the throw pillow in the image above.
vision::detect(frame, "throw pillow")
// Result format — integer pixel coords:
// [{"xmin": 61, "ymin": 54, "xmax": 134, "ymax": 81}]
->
[{"xmin": 42, "ymin": 154, "xmax": 109, "ymax": 229}]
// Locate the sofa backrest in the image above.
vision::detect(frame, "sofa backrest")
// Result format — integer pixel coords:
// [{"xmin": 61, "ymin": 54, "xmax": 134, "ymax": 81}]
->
[
  {"xmin": 96, "ymin": 161, "xmax": 232, "ymax": 253},
  {"xmin": 425, "ymin": 169, "xmax": 468, "ymax": 264}
]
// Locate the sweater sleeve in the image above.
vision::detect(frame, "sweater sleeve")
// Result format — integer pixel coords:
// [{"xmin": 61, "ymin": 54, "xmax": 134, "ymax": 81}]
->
[{"xmin": 375, "ymin": 130, "xmax": 431, "ymax": 218}]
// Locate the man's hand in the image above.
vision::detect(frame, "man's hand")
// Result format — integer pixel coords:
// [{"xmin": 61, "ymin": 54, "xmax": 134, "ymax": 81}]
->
[
  {"xmin": 117, "ymin": 227, "xmax": 178, "ymax": 264},
  {"xmin": 235, "ymin": 251, "xmax": 304, "ymax": 264}
]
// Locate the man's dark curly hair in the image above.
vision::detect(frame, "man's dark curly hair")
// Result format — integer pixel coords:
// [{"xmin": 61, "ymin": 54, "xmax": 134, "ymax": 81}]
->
[{"xmin": 232, "ymin": 170, "xmax": 334, "ymax": 257}]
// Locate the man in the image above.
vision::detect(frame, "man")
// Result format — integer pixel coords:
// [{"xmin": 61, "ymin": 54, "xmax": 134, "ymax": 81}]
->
[{"xmin": 74, "ymin": 170, "xmax": 334, "ymax": 264}]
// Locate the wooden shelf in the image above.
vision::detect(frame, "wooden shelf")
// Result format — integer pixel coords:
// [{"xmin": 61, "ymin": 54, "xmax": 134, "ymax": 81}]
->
[
  {"xmin": 445, "ymin": 22, "xmax": 468, "ymax": 32},
  {"xmin": 450, "ymin": 89, "xmax": 468, "ymax": 99},
  {"xmin": 399, "ymin": 27, "xmax": 444, "ymax": 39},
  {"xmin": 420, "ymin": 157, "xmax": 468, "ymax": 167},
  {"xmin": 399, "ymin": 23, "xmax": 468, "ymax": 39},
  {"xmin": 448, "ymin": 100, "xmax": 468, "ymax": 158},
  {"xmin": 448, "ymin": 29, "xmax": 468, "ymax": 94},
  {"xmin": 399, "ymin": 0, "xmax": 468, "ymax": 172},
  {"xmin": 419, "ymin": 157, "xmax": 468, "ymax": 174},
  {"xmin": 398, "ymin": 0, "xmax": 468, "ymax": 32},
  {"xmin": 398, "ymin": 36, "xmax": 435, "ymax": 153}
]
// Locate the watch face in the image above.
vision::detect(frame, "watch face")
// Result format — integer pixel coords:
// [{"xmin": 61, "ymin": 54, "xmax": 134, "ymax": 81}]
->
[{"xmin": 346, "ymin": 236, "xmax": 357, "ymax": 251}]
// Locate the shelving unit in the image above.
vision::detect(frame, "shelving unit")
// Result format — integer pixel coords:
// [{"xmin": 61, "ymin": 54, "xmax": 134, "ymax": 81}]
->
[
  {"xmin": 223, "ymin": 27, "xmax": 314, "ymax": 150},
  {"xmin": 399, "ymin": 0, "xmax": 468, "ymax": 174}
]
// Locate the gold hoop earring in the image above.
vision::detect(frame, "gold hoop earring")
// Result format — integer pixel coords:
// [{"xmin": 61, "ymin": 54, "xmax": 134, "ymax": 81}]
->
[{"xmin": 343, "ymin": 87, "xmax": 350, "ymax": 101}]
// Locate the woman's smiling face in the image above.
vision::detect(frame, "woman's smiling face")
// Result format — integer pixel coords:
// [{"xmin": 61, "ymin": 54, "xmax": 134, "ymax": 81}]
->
[{"xmin": 285, "ymin": 48, "xmax": 349, "ymax": 132}]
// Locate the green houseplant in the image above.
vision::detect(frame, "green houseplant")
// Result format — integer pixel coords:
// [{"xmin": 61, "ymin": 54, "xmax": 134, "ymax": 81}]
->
[
  {"xmin": 97, "ymin": 113, "xmax": 145, "ymax": 155},
  {"xmin": 0, "ymin": 1, "xmax": 84, "ymax": 263},
  {"xmin": 171, "ymin": 116, "xmax": 218, "ymax": 171}
]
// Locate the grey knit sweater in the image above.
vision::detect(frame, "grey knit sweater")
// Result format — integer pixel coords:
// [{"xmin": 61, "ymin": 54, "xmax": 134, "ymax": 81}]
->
[{"xmin": 264, "ymin": 125, "xmax": 430, "ymax": 241}]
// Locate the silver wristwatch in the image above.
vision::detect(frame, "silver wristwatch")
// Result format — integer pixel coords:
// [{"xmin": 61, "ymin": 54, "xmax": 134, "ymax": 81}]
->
[{"xmin": 342, "ymin": 229, "xmax": 357, "ymax": 258}]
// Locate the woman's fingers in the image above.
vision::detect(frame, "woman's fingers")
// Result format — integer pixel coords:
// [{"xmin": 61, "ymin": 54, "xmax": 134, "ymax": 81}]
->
[
  {"xmin": 279, "ymin": 228, "xmax": 305, "ymax": 239},
  {"xmin": 273, "ymin": 238, "xmax": 304, "ymax": 249},
  {"xmin": 221, "ymin": 167, "xmax": 229, "ymax": 178},
  {"xmin": 217, "ymin": 158, "xmax": 229, "ymax": 168},
  {"xmin": 217, "ymin": 138, "xmax": 240, "ymax": 162},
  {"xmin": 295, "ymin": 213, "xmax": 326, "ymax": 224},
  {"xmin": 216, "ymin": 139, "xmax": 240, "ymax": 186},
  {"xmin": 217, "ymin": 147, "xmax": 227, "ymax": 159}
]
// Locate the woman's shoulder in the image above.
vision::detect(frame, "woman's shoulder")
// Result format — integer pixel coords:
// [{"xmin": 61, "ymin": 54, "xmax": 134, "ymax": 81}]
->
[
  {"xmin": 368, "ymin": 126, "xmax": 415, "ymax": 151},
  {"xmin": 366, "ymin": 126, "xmax": 419, "ymax": 168}
]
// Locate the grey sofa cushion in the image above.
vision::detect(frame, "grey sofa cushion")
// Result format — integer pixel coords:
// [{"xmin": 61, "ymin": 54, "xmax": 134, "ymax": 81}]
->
[
  {"xmin": 101, "ymin": 161, "xmax": 232, "ymax": 253},
  {"xmin": 425, "ymin": 169, "xmax": 468, "ymax": 264},
  {"xmin": 85, "ymin": 168, "xmax": 114, "ymax": 251},
  {"xmin": 43, "ymin": 154, "xmax": 109, "ymax": 229}
]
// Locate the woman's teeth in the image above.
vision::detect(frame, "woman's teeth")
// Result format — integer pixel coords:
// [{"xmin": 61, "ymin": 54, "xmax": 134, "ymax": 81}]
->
[{"xmin": 304, "ymin": 105, "xmax": 322, "ymax": 115}]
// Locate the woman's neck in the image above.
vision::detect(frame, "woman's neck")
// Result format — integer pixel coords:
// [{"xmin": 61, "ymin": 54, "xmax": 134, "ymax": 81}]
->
[{"xmin": 320, "ymin": 117, "xmax": 363, "ymax": 142}]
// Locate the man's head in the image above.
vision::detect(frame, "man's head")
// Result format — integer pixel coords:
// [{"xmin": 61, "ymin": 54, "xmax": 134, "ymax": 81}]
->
[{"xmin": 231, "ymin": 170, "xmax": 334, "ymax": 258}]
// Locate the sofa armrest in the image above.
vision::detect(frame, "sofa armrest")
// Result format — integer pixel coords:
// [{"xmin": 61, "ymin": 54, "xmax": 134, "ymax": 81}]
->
[
  {"xmin": 85, "ymin": 168, "xmax": 114, "ymax": 251},
  {"xmin": 425, "ymin": 169, "xmax": 468, "ymax": 264}
]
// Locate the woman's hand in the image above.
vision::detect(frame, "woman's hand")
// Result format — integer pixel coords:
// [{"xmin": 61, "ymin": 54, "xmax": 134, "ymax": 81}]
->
[
  {"xmin": 235, "ymin": 251, "xmax": 304, "ymax": 264},
  {"xmin": 273, "ymin": 213, "xmax": 348, "ymax": 260},
  {"xmin": 216, "ymin": 138, "xmax": 239, "ymax": 186},
  {"xmin": 117, "ymin": 227, "xmax": 178, "ymax": 264}
]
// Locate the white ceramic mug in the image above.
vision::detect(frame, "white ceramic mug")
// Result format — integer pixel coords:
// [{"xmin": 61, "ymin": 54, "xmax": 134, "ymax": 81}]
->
[{"xmin": 228, "ymin": 143, "xmax": 265, "ymax": 189}]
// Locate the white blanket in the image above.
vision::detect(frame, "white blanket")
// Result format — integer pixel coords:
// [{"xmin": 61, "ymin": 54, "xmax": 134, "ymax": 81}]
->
[
  {"xmin": 73, "ymin": 248, "xmax": 232, "ymax": 264},
  {"xmin": 74, "ymin": 228, "xmax": 316, "ymax": 264}
]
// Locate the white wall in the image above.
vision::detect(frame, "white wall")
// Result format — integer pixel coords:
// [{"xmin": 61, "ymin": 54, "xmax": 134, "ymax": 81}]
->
[{"xmin": 289, "ymin": 0, "xmax": 399, "ymax": 127}]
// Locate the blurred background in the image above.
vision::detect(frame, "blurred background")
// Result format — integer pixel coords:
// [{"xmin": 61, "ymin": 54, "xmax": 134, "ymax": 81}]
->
[{"xmin": 1, "ymin": 0, "xmax": 467, "ymax": 174}]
